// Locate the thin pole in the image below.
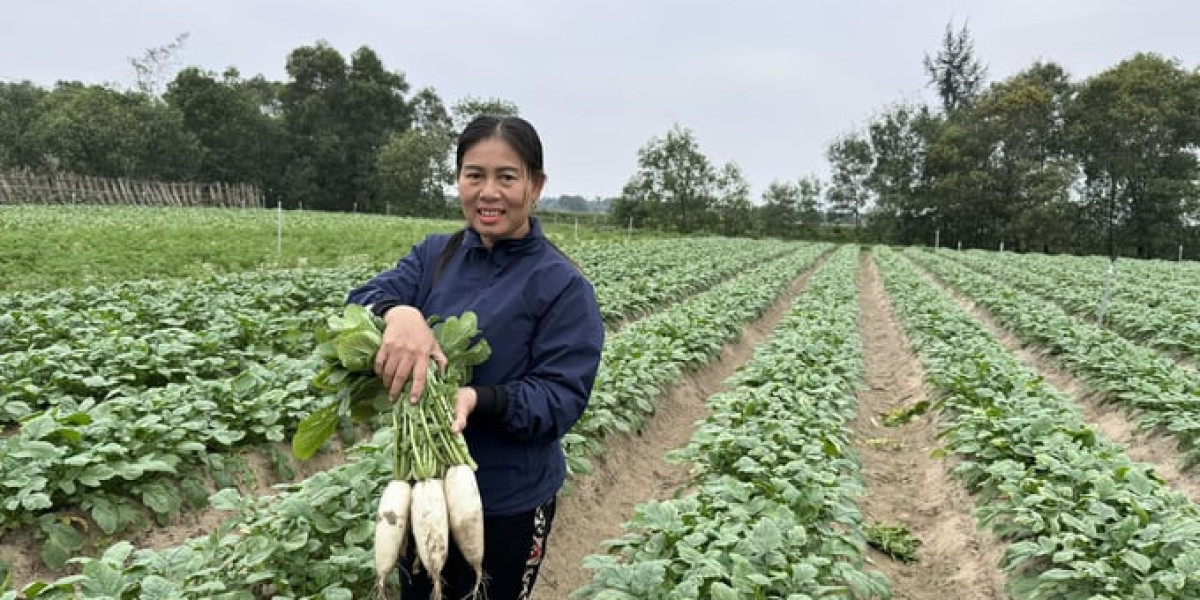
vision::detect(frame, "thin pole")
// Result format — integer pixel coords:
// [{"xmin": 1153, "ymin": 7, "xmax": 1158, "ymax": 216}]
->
[{"xmin": 276, "ymin": 200, "xmax": 283, "ymax": 254}]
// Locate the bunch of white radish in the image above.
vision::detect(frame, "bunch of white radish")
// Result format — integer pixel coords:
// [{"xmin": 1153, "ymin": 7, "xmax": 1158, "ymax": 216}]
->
[
  {"xmin": 373, "ymin": 360, "xmax": 485, "ymax": 600},
  {"xmin": 291, "ymin": 306, "xmax": 491, "ymax": 600}
]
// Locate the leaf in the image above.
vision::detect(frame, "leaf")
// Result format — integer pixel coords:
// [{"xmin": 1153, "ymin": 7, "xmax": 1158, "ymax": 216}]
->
[
  {"xmin": 335, "ymin": 330, "xmax": 380, "ymax": 373},
  {"xmin": 137, "ymin": 575, "xmax": 181, "ymax": 599},
  {"xmin": 100, "ymin": 541, "xmax": 135, "ymax": 565},
  {"xmin": 292, "ymin": 401, "xmax": 340, "ymax": 460},
  {"xmin": 1122, "ymin": 549, "xmax": 1152, "ymax": 574},
  {"xmin": 139, "ymin": 482, "xmax": 182, "ymax": 516},
  {"xmin": 321, "ymin": 587, "xmax": 354, "ymax": 600},
  {"xmin": 709, "ymin": 581, "xmax": 738, "ymax": 600},
  {"xmin": 39, "ymin": 522, "xmax": 85, "ymax": 570},
  {"xmin": 89, "ymin": 497, "xmax": 124, "ymax": 534},
  {"xmin": 11, "ymin": 441, "xmax": 59, "ymax": 461}
]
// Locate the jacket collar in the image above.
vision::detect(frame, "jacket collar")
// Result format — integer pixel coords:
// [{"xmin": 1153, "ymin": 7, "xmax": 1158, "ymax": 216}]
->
[{"xmin": 463, "ymin": 217, "xmax": 545, "ymax": 261}]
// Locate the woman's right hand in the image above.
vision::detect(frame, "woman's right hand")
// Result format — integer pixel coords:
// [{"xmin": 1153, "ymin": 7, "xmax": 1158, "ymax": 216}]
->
[{"xmin": 375, "ymin": 306, "xmax": 447, "ymax": 403}]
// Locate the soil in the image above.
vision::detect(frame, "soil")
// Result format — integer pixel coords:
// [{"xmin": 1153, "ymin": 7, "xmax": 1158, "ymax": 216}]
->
[{"xmin": 850, "ymin": 251, "xmax": 1009, "ymax": 600}]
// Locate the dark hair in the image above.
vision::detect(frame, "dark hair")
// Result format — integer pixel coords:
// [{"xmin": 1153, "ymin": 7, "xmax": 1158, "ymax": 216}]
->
[{"xmin": 455, "ymin": 115, "xmax": 545, "ymax": 183}]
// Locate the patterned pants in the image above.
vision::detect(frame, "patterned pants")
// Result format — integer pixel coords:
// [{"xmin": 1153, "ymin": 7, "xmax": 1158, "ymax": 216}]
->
[{"xmin": 400, "ymin": 496, "xmax": 557, "ymax": 600}]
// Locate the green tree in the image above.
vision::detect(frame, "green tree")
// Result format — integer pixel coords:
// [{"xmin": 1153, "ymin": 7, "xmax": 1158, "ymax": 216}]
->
[
  {"xmin": 616, "ymin": 124, "xmax": 715, "ymax": 232},
  {"xmin": 865, "ymin": 103, "xmax": 938, "ymax": 243},
  {"xmin": 165, "ymin": 67, "xmax": 288, "ymax": 187},
  {"xmin": 30, "ymin": 84, "xmax": 200, "ymax": 180},
  {"xmin": 375, "ymin": 127, "xmax": 455, "ymax": 217},
  {"xmin": 555, "ymin": 195, "xmax": 591, "ymax": 213},
  {"xmin": 923, "ymin": 20, "xmax": 987, "ymax": 114},
  {"xmin": 451, "ymin": 96, "xmax": 519, "ymax": 132},
  {"xmin": 373, "ymin": 87, "xmax": 462, "ymax": 217},
  {"xmin": 796, "ymin": 176, "xmax": 824, "ymax": 233},
  {"xmin": 758, "ymin": 180, "xmax": 801, "ymax": 238},
  {"xmin": 1067, "ymin": 53, "xmax": 1200, "ymax": 257},
  {"xmin": 344, "ymin": 47, "xmax": 411, "ymax": 211},
  {"xmin": 280, "ymin": 42, "xmax": 411, "ymax": 211},
  {"xmin": 710, "ymin": 162, "xmax": 755, "ymax": 236},
  {"xmin": 971, "ymin": 61, "xmax": 1078, "ymax": 251},
  {"xmin": 0, "ymin": 81, "xmax": 50, "ymax": 169},
  {"xmin": 281, "ymin": 41, "xmax": 350, "ymax": 209},
  {"xmin": 825, "ymin": 132, "xmax": 873, "ymax": 227}
]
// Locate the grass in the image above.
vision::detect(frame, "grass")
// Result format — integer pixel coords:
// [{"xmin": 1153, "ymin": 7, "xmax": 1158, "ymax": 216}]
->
[{"xmin": 0, "ymin": 205, "xmax": 639, "ymax": 292}]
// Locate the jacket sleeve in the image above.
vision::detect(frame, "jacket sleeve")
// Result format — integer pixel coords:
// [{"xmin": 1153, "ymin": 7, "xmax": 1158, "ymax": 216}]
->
[
  {"xmin": 345, "ymin": 239, "xmax": 430, "ymax": 313},
  {"xmin": 501, "ymin": 274, "xmax": 605, "ymax": 443}
]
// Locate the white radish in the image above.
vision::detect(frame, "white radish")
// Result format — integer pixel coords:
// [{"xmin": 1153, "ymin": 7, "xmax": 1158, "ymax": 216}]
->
[
  {"xmin": 373, "ymin": 479, "xmax": 412, "ymax": 598},
  {"xmin": 444, "ymin": 465, "xmax": 485, "ymax": 597},
  {"xmin": 410, "ymin": 478, "xmax": 450, "ymax": 600}
]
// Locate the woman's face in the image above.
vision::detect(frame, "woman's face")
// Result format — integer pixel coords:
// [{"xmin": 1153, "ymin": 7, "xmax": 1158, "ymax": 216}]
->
[{"xmin": 457, "ymin": 137, "xmax": 544, "ymax": 247}]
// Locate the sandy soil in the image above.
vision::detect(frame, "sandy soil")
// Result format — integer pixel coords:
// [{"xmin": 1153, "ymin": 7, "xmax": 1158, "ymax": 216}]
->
[{"xmin": 849, "ymin": 251, "xmax": 1009, "ymax": 600}]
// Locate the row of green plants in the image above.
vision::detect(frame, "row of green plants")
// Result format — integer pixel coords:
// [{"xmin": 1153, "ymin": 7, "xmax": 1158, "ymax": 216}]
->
[
  {"xmin": 1003, "ymin": 251, "xmax": 1200, "ymax": 292},
  {"xmin": 1, "ymin": 238, "xmax": 796, "ymax": 563},
  {"xmin": 0, "ymin": 267, "xmax": 376, "ymax": 352},
  {"xmin": 0, "ymin": 240, "xmax": 814, "ymax": 571},
  {"xmin": 0, "ymin": 237, "xmax": 758, "ymax": 352},
  {"xmin": 591, "ymin": 239, "xmax": 796, "ymax": 325},
  {"xmin": 0, "ymin": 206, "xmax": 644, "ymax": 292},
  {"xmin": 0, "ymin": 356, "xmax": 319, "ymax": 568},
  {"xmin": 578, "ymin": 246, "xmax": 891, "ymax": 599},
  {"xmin": 877, "ymin": 247, "xmax": 1200, "ymax": 599},
  {"xmin": 1, "ymin": 242, "xmax": 827, "ymax": 598},
  {"xmin": 565, "ymin": 244, "xmax": 830, "ymax": 477},
  {"xmin": 0, "ymin": 239, "xmax": 784, "ymax": 425},
  {"xmin": 909, "ymin": 248, "xmax": 1200, "ymax": 468},
  {"xmin": 947, "ymin": 250, "xmax": 1200, "ymax": 360}
]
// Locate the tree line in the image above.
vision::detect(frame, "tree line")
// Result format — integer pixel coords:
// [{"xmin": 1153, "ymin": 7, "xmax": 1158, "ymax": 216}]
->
[
  {"xmin": 3, "ymin": 28, "xmax": 1197, "ymax": 258},
  {"xmin": 614, "ymin": 23, "xmax": 1200, "ymax": 259},
  {"xmin": 830, "ymin": 22, "xmax": 1200, "ymax": 259},
  {"xmin": 0, "ymin": 37, "xmax": 515, "ymax": 216}
]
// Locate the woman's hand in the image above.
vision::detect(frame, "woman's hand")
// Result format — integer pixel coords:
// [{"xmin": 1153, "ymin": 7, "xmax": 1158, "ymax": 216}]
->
[
  {"xmin": 375, "ymin": 306, "xmax": 447, "ymax": 403},
  {"xmin": 451, "ymin": 387, "xmax": 477, "ymax": 433}
]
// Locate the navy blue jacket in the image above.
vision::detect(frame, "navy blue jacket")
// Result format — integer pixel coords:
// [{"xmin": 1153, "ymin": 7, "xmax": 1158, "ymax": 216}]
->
[{"xmin": 346, "ymin": 218, "xmax": 604, "ymax": 516}]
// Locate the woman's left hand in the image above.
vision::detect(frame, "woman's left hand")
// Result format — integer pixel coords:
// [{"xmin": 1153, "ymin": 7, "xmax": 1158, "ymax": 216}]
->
[{"xmin": 451, "ymin": 387, "xmax": 477, "ymax": 433}]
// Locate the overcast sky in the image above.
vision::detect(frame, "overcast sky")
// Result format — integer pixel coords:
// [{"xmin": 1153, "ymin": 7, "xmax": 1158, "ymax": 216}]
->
[{"xmin": 3, "ymin": 1, "xmax": 1197, "ymax": 199}]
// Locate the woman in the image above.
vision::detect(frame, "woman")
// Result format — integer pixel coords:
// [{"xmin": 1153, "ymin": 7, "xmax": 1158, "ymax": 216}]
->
[{"xmin": 347, "ymin": 115, "xmax": 605, "ymax": 599}]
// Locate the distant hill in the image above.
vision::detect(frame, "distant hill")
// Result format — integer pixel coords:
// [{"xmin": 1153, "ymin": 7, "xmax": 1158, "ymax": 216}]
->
[{"xmin": 539, "ymin": 195, "xmax": 613, "ymax": 213}]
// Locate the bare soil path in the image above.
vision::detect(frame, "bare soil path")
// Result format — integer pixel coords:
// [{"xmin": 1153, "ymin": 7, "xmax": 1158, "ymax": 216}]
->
[{"xmin": 850, "ymin": 250, "xmax": 1009, "ymax": 600}]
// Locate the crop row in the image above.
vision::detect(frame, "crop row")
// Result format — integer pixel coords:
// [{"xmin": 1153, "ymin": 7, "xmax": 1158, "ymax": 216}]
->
[
  {"xmin": 0, "ymin": 240, "xmax": 788, "ymax": 426},
  {"xmin": 877, "ymin": 247, "xmax": 1200, "ymax": 599},
  {"xmin": 909, "ymin": 248, "xmax": 1200, "ymax": 468},
  {"xmin": 946, "ymin": 250, "xmax": 1200, "ymax": 360},
  {"xmin": 0, "ymin": 242, "xmax": 820, "ymax": 569},
  {"xmin": 579, "ymin": 246, "xmax": 890, "ymax": 599},
  {"xmin": 1, "ymin": 245, "xmax": 826, "ymax": 598}
]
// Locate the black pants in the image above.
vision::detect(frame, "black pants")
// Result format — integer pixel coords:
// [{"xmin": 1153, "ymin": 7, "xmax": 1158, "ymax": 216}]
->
[{"xmin": 400, "ymin": 497, "xmax": 556, "ymax": 600}]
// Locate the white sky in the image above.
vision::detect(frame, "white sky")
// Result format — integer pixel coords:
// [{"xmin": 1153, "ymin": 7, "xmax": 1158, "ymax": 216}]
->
[{"xmin": 2, "ymin": 1, "xmax": 1197, "ymax": 199}]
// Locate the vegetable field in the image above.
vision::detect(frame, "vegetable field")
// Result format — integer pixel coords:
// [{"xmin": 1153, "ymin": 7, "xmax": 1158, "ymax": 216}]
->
[{"xmin": 3, "ymin": 208, "xmax": 1200, "ymax": 599}]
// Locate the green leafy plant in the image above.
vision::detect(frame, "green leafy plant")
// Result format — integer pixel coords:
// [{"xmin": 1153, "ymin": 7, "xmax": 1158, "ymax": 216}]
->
[
  {"xmin": 292, "ymin": 304, "xmax": 491, "ymax": 461},
  {"xmin": 866, "ymin": 522, "xmax": 921, "ymax": 563}
]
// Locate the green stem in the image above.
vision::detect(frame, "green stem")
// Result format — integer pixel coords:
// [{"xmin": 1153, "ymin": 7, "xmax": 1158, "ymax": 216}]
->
[{"xmin": 391, "ymin": 406, "xmax": 401, "ymax": 480}]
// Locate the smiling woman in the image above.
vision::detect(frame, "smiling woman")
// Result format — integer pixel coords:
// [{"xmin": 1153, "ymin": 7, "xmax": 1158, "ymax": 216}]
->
[
  {"xmin": 456, "ymin": 119, "xmax": 547, "ymax": 247},
  {"xmin": 346, "ymin": 115, "xmax": 605, "ymax": 600}
]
